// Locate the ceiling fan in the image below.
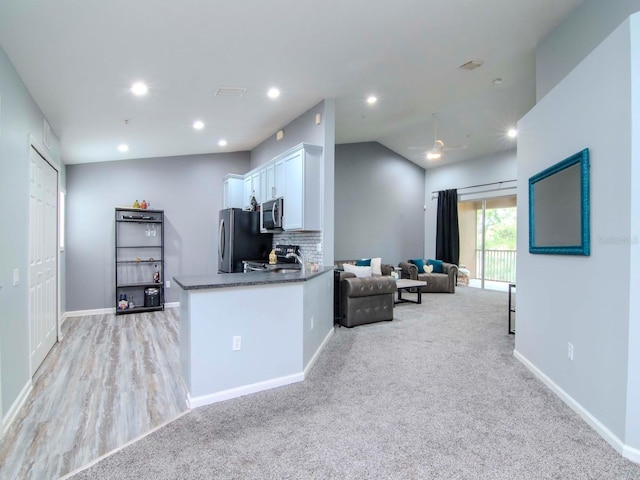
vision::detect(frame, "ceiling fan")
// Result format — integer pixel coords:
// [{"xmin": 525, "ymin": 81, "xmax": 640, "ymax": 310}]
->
[{"xmin": 410, "ymin": 113, "xmax": 467, "ymax": 160}]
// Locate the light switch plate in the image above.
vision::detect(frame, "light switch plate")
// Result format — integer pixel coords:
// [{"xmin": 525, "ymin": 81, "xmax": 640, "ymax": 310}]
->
[{"xmin": 13, "ymin": 268, "xmax": 19, "ymax": 286}]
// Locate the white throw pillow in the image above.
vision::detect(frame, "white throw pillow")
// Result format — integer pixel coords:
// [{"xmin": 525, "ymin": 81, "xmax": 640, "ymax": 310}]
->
[
  {"xmin": 424, "ymin": 263, "xmax": 434, "ymax": 273},
  {"xmin": 343, "ymin": 263, "xmax": 372, "ymax": 278},
  {"xmin": 370, "ymin": 257, "xmax": 382, "ymax": 275}
]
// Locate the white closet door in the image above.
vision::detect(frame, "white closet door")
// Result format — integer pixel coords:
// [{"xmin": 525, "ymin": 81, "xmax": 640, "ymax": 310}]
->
[{"xmin": 29, "ymin": 146, "xmax": 58, "ymax": 375}]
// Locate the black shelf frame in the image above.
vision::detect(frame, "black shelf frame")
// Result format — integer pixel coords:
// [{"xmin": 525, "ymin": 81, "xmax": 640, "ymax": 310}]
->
[
  {"xmin": 508, "ymin": 283, "xmax": 516, "ymax": 334},
  {"xmin": 115, "ymin": 208, "xmax": 165, "ymax": 315}
]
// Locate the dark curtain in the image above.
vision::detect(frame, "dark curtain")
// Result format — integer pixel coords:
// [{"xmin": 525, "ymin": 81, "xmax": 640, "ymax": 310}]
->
[{"xmin": 436, "ymin": 189, "xmax": 460, "ymax": 265}]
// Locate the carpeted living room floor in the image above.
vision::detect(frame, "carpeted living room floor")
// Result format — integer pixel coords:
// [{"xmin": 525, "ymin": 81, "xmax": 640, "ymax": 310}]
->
[{"xmin": 68, "ymin": 287, "xmax": 640, "ymax": 479}]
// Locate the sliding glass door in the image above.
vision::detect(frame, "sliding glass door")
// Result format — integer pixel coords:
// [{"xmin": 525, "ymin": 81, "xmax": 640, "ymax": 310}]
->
[{"xmin": 458, "ymin": 195, "xmax": 516, "ymax": 290}]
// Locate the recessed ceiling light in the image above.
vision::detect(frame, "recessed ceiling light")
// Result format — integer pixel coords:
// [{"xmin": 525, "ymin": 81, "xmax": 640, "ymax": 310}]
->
[
  {"xmin": 118, "ymin": 144, "xmax": 129, "ymax": 152},
  {"xmin": 131, "ymin": 82, "xmax": 148, "ymax": 96},
  {"xmin": 267, "ymin": 88, "xmax": 280, "ymax": 99},
  {"xmin": 492, "ymin": 78, "xmax": 503, "ymax": 85},
  {"xmin": 507, "ymin": 128, "xmax": 518, "ymax": 138},
  {"xmin": 366, "ymin": 95, "xmax": 377, "ymax": 105},
  {"xmin": 193, "ymin": 120, "xmax": 205, "ymax": 130},
  {"xmin": 218, "ymin": 139, "xmax": 228, "ymax": 147}
]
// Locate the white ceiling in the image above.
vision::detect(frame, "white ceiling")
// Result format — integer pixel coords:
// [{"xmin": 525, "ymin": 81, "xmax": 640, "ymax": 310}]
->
[{"xmin": 0, "ymin": 0, "xmax": 582, "ymax": 167}]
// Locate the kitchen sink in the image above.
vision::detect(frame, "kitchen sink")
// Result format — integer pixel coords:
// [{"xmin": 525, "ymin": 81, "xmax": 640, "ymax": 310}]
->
[{"xmin": 269, "ymin": 268, "xmax": 301, "ymax": 274}]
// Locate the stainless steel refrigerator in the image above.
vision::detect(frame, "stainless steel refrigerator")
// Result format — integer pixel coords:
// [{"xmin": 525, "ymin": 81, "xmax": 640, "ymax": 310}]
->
[{"xmin": 218, "ymin": 208, "xmax": 273, "ymax": 273}]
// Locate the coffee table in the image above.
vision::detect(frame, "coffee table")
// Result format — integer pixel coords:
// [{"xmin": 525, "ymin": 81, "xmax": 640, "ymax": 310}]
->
[{"xmin": 395, "ymin": 279, "xmax": 427, "ymax": 304}]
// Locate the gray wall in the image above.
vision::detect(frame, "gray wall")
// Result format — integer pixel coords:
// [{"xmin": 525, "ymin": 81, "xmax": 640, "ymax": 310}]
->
[
  {"xmin": 536, "ymin": 0, "xmax": 640, "ymax": 101},
  {"xmin": 250, "ymin": 99, "xmax": 335, "ymax": 267},
  {"xmin": 0, "ymin": 43, "xmax": 63, "ymax": 425},
  {"xmin": 518, "ymin": 14, "xmax": 640, "ymax": 457},
  {"xmin": 65, "ymin": 152, "xmax": 250, "ymax": 311},
  {"xmin": 423, "ymin": 149, "xmax": 517, "ymax": 258},
  {"xmin": 335, "ymin": 142, "xmax": 425, "ymax": 266},
  {"xmin": 250, "ymin": 102, "xmax": 326, "ymax": 169}
]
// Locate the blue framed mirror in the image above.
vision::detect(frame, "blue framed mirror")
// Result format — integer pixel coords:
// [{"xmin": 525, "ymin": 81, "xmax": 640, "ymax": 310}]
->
[{"xmin": 529, "ymin": 148, "xmax": 590, "ymax": 255}]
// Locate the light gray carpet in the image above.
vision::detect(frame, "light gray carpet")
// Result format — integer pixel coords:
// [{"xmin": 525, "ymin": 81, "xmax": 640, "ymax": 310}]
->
[{"xmin": 70, "ymin": 287, "xmax": 640, "ymax": 479}]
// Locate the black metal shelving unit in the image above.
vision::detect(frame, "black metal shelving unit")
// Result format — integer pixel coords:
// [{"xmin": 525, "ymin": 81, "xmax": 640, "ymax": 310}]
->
[
  {"xmin": 508, "ymin": 283, "xmax": 516, "ymax": 334},
  {"xmin": 115, "ymin": 207, "xmax": 164, "ymax": 315}
]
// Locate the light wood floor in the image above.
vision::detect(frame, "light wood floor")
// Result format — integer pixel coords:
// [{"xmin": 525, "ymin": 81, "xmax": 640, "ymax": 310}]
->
[{"xmin": 0, "ymin": 309, "xmax": 188, "ymax": 479}]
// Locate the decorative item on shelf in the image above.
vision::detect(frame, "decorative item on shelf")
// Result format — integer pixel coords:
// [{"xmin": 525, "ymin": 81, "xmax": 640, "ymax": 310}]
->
[
  {"xmin": 135, "ymin": 257, "xmax": 141, "ymax": 262},
  {"xmin": 153, "ymin": 265, "xmax": 160, "ymax": 283},
  {"xmin": 128, "ymin": 296, "xmax": 135, "ymax": 309},
  {"xmin": 140, "ymin": 200, "xmax": 148, "ymax": 209},
  {"xmin": 132, "ymin": 199, "xmax": 140, "ymax": 209},
  {"xmin": 249, "ymin": 195, "xmax": 257, "ymax": 211},
  {"xmin": 269, "ymin": 249, "xmax": 277, "ymax": 265},
  {"xmin": 118, "ymin": 294, "xmax": 128, "ymax": 310}
]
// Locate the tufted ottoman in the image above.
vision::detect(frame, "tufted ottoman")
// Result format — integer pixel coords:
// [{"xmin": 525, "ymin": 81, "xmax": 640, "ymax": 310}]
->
[{"xmin": 340, "ymin": 275, "xmax": 397, "ymax": 327}]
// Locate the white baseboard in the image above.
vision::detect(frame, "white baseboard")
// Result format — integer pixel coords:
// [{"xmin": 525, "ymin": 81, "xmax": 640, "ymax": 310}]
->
[
  {"xmin": 65, "ymin": 307, "xmax": 115, "ymax": 318},
  {"xmin": 514, "ymin": 349, "xmax": 640, "ymax": 464},
  {"xmin": 2, "ymin": 380, "xmax": 32, "ymax": 436},
  {"xmin": 304, "ymin": 326, "xmax": 334, "ymax": 377},
  {"xmin": 189, "ymin": 372, "xmax": 305, "ymax": 409},
  {"xmin": 623, "ymin": 444, "xmax": 640, "ymax": 464},
  {"xmin": 188, "ymin": 323, "xmax": 334, "ymax": 410},
  {"xmin": 65, "ymin": 303, "xmax": 180, "ymax": 318}
]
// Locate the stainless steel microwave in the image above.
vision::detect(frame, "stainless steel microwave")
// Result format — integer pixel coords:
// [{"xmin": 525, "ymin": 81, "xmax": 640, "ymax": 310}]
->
[{"xmin": 261, "ymin": 197, "xmax": 284, "ymax": 231}]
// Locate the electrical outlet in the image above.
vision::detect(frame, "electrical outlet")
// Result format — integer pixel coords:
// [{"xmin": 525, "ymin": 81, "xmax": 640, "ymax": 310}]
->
[
  {"xmin": 165, "ymin": 280, "xmax": 171, "ymax": 288},
  {"xmin": 311, "ymin": 316, "xmax": 314, "ymax": 330},
  {"xmin": 568, "ymin": 343, "xmax": 574, "ymax": 360},
  {"xmin": 233, "ymin": 336, "xmax": 241, "ymax": 351}
]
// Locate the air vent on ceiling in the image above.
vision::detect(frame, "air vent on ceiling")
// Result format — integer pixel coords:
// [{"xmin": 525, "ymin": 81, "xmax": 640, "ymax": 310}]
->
[
  {"xmin": 215, "ymin": 87, "xmax": 247, "ymax": 97},
  {"xmin": 458, "ymin": 60, "xmax": 483, "ymax": 71}
]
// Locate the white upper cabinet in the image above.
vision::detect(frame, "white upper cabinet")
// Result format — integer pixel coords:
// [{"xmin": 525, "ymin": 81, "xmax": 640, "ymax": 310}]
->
[
  {"xmin": 281, "ymin": 144, "xmax": 322, "ymax": 231},
  {"xmin": 264, "ymin": 158, "xmax": 285, "ymax": 201},
  {"xmin": 243, "ymin": 170, "xmax": 261, "ymax": 208},
  {"xmin": 225, "ymin": 143, "xmax": 322, "ymax": 230},
  {"xmin": 266, "ymin": 163, "xmax": 276, "ymax": 200},
  {"xmin": 274, "ymin": 158, "xmax": 285, "ymax": 199},
  {"xmin": 223, "ymin": 174, "xmax": 244, "ymax": 209}
]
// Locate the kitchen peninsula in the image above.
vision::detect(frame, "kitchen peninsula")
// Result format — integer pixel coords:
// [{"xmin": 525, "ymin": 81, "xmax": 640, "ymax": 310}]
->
[{"xmin": 174, "ymin": 267, "xmax": 334, "ymax": 408}]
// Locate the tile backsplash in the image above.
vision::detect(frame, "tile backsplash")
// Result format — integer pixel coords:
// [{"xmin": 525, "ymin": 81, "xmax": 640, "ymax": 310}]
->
[{"xmin": 273, "ymin": 231, "xmax": 323, "ymax": 266}]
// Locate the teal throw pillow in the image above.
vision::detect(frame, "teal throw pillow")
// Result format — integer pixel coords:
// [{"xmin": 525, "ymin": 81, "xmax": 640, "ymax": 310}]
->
[
  {"xmin": 427, "ymin": 259, "xmax": 444, "ymax": 273},
  {"xmin": 409, "ymin": 258, "xmax": 425, "ymax": 274},
  {"xmin": 356, "ymin": 258, "xmax": 371, "ymax": 266}
]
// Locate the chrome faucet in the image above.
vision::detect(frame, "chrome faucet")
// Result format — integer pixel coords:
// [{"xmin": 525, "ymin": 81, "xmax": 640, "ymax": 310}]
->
[{"xmin": 285, "ymin": 252, "xmax": 305, "ymax": 273}]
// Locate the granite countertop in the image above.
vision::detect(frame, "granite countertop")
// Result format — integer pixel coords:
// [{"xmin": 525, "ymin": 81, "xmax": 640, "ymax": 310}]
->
[{"xmin": 173, "ymin": 266, "xmax": 335, "ymax": 290}]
